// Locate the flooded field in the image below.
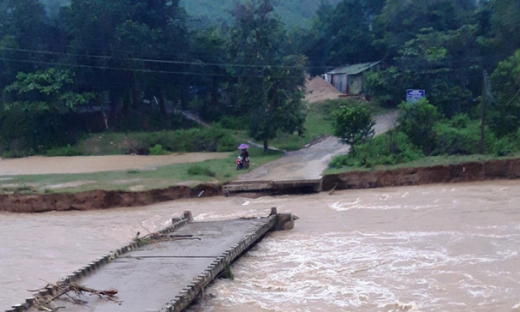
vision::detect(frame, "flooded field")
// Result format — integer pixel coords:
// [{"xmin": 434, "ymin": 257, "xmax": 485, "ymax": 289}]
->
[{"xmin": 1, "ymin": 181, "xmax": 520, "ymax": 311}]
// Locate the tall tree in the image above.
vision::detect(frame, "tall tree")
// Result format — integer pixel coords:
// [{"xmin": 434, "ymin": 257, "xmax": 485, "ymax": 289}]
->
[
  {"xmin": 0, "ymin": 0, "xmax": 52, "ymax": 88},
  {"xmin": 301, "ymin": 0, "xmax": 385, "ymax": 74},
  {"xmin": 228, "ymin": 0, "xmax": 307, "ymax": 150},
  {"xmin": 490, "ymin": 49, "xmax": 520, "ymax": 137},
  {"xmin": 62, "ymin": 0, "xmax": 189, "ymax": 124}
]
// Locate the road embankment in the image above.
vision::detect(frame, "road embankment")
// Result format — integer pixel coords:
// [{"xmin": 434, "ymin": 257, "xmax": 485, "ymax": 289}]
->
[
  {"xmin": 2, "ymin": 159, "xmax": 520, "ymax": 213},
  {"xmin": 322, "ymin": 159, "xmax": 520, "ymax": 191}
]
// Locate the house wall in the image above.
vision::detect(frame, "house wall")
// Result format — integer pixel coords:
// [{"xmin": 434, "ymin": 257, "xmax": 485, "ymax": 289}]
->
[
  {"xmin": 348, "ymin": 74, "xmax": 363, "ymax": 95},
  {"xmin": 332, "ymin": 74, "xmax": 348, "ymax": 93}
]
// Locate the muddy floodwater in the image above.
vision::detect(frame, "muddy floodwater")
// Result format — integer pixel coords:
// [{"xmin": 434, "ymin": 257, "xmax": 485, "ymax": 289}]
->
[{"xmin": 1, "ymin": 181, "xmax": 520, "ymax": 311}]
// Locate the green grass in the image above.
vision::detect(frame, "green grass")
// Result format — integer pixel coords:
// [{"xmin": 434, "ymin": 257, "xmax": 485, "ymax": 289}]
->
[{"xmin": 0, "ymin": 147, "xmax": 283, "ymax": 194}]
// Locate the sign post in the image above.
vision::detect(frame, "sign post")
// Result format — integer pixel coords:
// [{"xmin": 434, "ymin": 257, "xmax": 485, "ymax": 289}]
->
[{"xmin": 406, "ymin": 89, "xmax": 426, "ymax": 103}]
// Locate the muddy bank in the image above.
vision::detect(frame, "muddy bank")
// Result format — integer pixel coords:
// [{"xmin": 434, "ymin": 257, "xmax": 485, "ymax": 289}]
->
[
  {"xmin": 3, "ymin": 159, "xmax": 520, "ymax": 213},
  {"xmin": 322, "ymin": 159, "xmax": 520, "ymax": 191},
  {"xmin": 0, "ymin": 184, "xmax": 221, "ymax": 213}
]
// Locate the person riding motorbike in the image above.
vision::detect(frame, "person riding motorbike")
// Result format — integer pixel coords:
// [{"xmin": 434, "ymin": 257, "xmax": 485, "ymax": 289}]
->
[
  {"xmin": 240, "ymin": 148, "xmax": 249, "ymax": 161},
  {"xmin": 237, "ymin": 148, "xmax": 250, "ymax": 169}
]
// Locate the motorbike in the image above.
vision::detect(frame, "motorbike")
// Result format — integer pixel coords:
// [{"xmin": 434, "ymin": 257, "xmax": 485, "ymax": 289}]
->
[{"xmin": 236, "ymin": 155, "xmax": 250, "ymax": 170}]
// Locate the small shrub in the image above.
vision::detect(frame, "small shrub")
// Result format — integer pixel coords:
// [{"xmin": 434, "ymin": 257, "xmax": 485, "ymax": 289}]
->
[
  {"xmin": 433, "ymin": 121, "xmax": 481, "ymax": 155},
  {"xmin": 449, "ymin": 114, "xmax": 471, "ymax": 129},
  {"xmin": 149, "ymin": 144, "xmax": 169, "ymax": 155},
  {"xmin": 2, "ymin": 149, "xmax": 36, "ymax": 159},
  {"xmin": 45, "ymin": 145, "xmax": 84, "ymax": 157},
  {"xmin": 332, "ymin": 102, "xmax": 375, "ymax": 153},
  {"xmin": 491, "ymin": 135, "xmax": 519, "ymax": 156},
  {"xmin": 217, "ymin": 135, "xmax": 238, "ymax": 152},
  {"xmin": 187, "ymin": 164, "xmax": 216, "ymax": 177},
  {"xmin": 398, "ymin": 98, "xmax": 439, "ymax": 154}
]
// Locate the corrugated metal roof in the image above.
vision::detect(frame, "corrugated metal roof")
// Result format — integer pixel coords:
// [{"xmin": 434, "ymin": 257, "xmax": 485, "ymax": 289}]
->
[{"xmin": 328, "ymin": 61, "xmax": 380, "ymax": 75}]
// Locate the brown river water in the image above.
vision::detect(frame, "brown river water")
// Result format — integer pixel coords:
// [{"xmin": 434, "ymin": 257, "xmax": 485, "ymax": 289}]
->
[{"xmin": 1, "ymin": 181, "xmax": 520, "ymax": 311}]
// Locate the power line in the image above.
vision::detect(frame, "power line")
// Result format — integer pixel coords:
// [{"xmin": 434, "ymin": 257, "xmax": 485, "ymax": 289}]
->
[
  {"xmin": 0, "ymin": 47, "xmax": 309, "ymax": 69},
  {"xmin": 0, "ymin": 56, "xmax": 308, "ymax": 79}
]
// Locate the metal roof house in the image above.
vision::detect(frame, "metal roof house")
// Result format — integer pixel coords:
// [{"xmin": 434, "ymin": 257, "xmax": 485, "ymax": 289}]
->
[{"xmin": 324, "ymin": 61, "xmax": 380, "ymax": 95}]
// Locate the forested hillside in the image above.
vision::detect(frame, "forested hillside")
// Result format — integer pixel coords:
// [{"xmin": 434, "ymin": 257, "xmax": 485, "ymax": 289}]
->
[
  {"xmin": 180, "ymin": 0, "xmax": 341, "ymax": 28},
  {"xmin": 37, "ymin": 0, "xmax": 342, "ymax": 28},
  {"xmin": 1, "ymin": 0, "xmax": 520, "ymax": 161}
]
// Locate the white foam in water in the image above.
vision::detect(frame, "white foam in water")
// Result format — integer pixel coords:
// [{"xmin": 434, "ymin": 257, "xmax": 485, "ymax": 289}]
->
[
  {"xmin": 194, "ymin": 209, "xmax": 271, "ymax": 221},
  {"xmin": 328, "ymin": 200, "xmax": 441, "ymax": 211},
  {"xmin": 191, "ymin": 227, "xmax": 520, "ymax": 312}
]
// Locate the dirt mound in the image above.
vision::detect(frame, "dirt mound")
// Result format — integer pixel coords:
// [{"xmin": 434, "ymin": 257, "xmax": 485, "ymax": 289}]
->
[{"xmin": 305, "ymin": 76, "xmax": 343, "ymax": 104}]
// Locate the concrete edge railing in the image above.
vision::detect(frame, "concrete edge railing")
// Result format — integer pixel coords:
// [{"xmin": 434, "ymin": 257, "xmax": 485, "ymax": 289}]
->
[
  {"xmin": 161, "ymin": 209, "xmax": 280, "ymax": 312},
  {"xmin": 5, "ymin": 212, "xmax": 193, "ymax": 312}
]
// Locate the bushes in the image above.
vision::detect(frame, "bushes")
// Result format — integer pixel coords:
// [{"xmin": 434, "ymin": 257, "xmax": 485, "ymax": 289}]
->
[
  {"xmin": 129, "ymin": 126, "xmax": 237, "ymax": 153},
  {"xmin": 398, "ymin": 98, "xmax": 439, "ymax": 154},
  {"xmin": 433, "ymin": 117, "xmax": 482, "ymax": 155},
  {"xmin": 329, "ymin": 131, "xmax": 423, "ymax": 168},
  {"xmin": 332, "ymin": 102, "xmax": 375, "ymax": 152},
  {"xmin": 45, "ymin": 145, "xmax": 84, "ymax": 157},
  {"xmin": 187, "ymin": 164, "xmax": 216, "ymax": 177},
  {"xmin": 0, "ymin": 108, "xmax": 85, "ymax": 157},
  {"xmin": 329, "ymin": 111, "xmax": 520, "ymax": 170},
  {"xmin": 149, "ymin": 144, "xmax": 169, "ymax": 155},
  {"xmin": 77, "ymin": 125, "xmax": 239, "ymax": 156}
]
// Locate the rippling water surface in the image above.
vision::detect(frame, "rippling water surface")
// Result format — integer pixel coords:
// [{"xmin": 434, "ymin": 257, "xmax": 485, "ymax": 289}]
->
[{"xmin": 1, "ymin": 181, "xmax": 520, "ymax": 311}]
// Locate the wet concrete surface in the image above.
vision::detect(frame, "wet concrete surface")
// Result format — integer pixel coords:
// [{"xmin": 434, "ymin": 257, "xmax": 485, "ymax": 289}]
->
[
  {"xmin": 238, "ymin": 112, "xmax": 397, "ymax": 181},
  {"xmin": 33, "ymin": 219, "xmax": 269, "ymax": 312}
]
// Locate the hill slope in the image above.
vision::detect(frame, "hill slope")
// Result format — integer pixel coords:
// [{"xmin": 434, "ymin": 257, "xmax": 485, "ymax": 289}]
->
[{"xmin": 180, "ymin": 0, "xmax": 342, "ymax": 29}]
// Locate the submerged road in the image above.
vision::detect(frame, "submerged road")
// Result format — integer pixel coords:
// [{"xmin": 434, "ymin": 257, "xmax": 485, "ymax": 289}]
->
[{"xmin": 238, "ymin": 111, "xmax": 397, "ymax": 181}]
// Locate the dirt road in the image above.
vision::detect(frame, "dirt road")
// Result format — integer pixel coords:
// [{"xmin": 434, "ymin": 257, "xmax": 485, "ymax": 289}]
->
[
  {"xmin": 0, "ymin": 153, "xmax": 230, "ymax": 176},
  {"xmin": 238, "ymin": 111, "xmax": 397, "ymax": 181}
]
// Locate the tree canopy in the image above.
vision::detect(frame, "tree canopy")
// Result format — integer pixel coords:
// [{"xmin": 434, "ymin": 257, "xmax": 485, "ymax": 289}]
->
[{"xmin": 1, "ymin": 0, "xmax": 520, "ymax": 157}]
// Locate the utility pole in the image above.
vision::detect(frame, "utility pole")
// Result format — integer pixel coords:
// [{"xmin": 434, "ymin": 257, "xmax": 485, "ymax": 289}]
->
[{"xmin": 480, "ymin": 70, "xmax": 488, "ymax": 154}]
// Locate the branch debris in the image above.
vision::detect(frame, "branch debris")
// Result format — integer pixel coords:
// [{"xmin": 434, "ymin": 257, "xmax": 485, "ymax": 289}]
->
[{"xmin": 29, "ymin": 281, "xmax": 121, "ymax": 311}]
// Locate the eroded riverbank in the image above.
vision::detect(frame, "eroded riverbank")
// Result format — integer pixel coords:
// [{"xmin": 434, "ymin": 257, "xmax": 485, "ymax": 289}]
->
[{"xmin": 3, "ymin": 158, "xmax": 520, "ymax": 213}]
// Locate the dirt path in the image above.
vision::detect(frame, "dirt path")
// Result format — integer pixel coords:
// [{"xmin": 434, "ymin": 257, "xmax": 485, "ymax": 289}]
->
[
  {"xmin": 238, "ymin": 111, "xmax": 397, "ymax": 181},
  {"xmin": 0, "ymin": 153, "xmax": 230, "ymax": 176}
]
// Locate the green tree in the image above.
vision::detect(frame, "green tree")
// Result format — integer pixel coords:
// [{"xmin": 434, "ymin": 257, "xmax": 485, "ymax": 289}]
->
[
  {"xmin": 373, "ymin": 0, "xmax": 475, "ymax": 59},
  {"xmin": 228, "ymin": 0, "xmax": 307, "ymax": 150},
  {"xmin": 1, "ymin": 68, "xmax": 96, "ymax": 153},
  {"xmin": 487, "ymin": 0, "xmax": 520, "ymax": 58},
  {"xmin": 332, "ymin": 103, "xmax": 375, "ymax": 153},
  {"xmin": 62, "ymin": 0, "xmax": 189, "ymax": 123},
  {"xmin": 0, "ymin": 0, "xmax": 53, "ymax": 88},
  {"xmin": 4, "ymin": 68, "xmax": 95, "ymax": 112},
  {"xmin": 398, "ymin": 98, "xmax": 439, "ymax": 154},
  {"xmin": 300, "ymin": 0, "xmax": 385, "ymax": 74},
  {"xmin": 490, "ymin": 49, "xmax": 520, "ymax": 137},
  {"xmin": 367, "ymin": 26, "xmax": 478, "ymax": 115}
]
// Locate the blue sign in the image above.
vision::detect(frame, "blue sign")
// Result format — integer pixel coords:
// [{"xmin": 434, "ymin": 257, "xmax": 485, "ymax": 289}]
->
[{"xmin": 406, "ymin": 89, "xmax": 426, "ymax": 103}]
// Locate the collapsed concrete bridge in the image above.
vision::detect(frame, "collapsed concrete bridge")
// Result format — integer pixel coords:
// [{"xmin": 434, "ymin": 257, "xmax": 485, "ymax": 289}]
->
[{"xmin": 6, "ymin": 209, "xmax": 296, "ymax": 312}]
